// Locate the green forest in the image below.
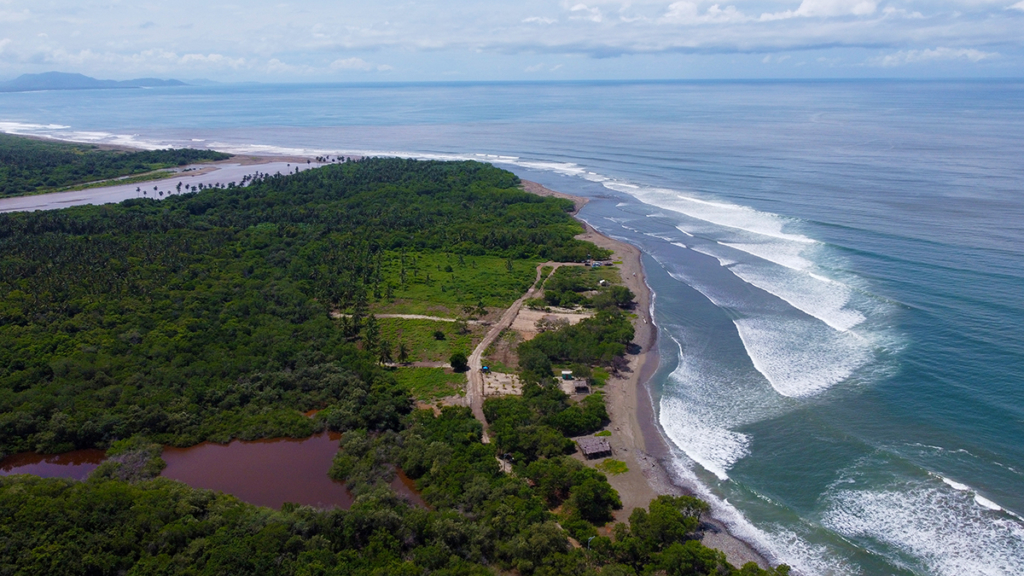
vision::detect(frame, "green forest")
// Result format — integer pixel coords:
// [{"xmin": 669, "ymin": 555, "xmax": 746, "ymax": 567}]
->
[
  {"xmin": 0, "ymin": 157, "xmax": 602, "ymax": 455},
  {"xmin": 0, "ymin": 133, "xmax": 229, "ymax": 197},
  {"xmin": 0, "ymin": 156, "xmax": 789, "ymax": 575}
]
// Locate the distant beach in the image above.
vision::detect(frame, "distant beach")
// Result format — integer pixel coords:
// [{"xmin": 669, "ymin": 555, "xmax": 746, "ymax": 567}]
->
[{"xmin": 0, "ymin": 157, "xmax": 320, "ymax": 213}]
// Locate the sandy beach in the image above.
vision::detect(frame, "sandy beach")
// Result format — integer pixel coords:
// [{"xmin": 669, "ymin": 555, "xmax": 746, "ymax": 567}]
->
[{"xmin": 523, "ymin": 180, "xmax": 770, "ymax": 569}]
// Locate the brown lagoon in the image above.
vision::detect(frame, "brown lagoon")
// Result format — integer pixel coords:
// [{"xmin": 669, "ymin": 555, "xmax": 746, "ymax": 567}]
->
[{"xmin": 0, "ymin": 432, "xmax": 424, "ymax": 509}]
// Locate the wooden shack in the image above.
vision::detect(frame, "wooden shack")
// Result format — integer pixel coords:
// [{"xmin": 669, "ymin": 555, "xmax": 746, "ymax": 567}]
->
[{"xmin": 577, "ymin": 437, "xmax": 612, "ymax": 459}]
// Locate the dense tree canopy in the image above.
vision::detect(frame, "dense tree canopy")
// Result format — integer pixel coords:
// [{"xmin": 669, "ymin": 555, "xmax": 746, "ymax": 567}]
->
[
  {"xmin": 0, "ymin": 156, "xmax": 790, "ymax": 576},
  {"xmin": 0, "ymin": 158, "xmax": 606, "ymax": 456}
]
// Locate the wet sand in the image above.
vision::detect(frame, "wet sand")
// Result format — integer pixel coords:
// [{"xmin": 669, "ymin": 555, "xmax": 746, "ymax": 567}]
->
[
  {"xmin": 0, "ymin": 159, "xmax": 325, "ymax": 213},
  {"xmin": 522, "ymin": 180, "xmax": 770, "ymax": 569}
]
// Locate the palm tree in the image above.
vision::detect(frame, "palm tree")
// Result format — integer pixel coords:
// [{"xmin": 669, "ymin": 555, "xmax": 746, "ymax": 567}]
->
[
  {"xmin": 378, "ymin": 340, "xmax": 393, "ymax": 365},
  {"xmin": 398, "ymin": 342, "xmax": 410, "ymax": 364}
]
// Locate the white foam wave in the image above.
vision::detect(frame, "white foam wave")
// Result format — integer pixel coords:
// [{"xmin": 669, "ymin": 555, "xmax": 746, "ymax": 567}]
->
[
  {"xmin": 666, "ymin": 459, "xmax": 861, "ymax": 576},
  {"xmin": 941, "ymin": 476, "xmax": 970, "ymax": 491},
  {"xmin": 606, "ymin": 182, "xmax": 815, "ymax": 245},
  {"xmin": 660, "ymin": 395, "xmax": 750, "ymax": 481},
  {"xmin": 671, "ymin": 242, "xmax": 688, "ymax": 249},
  {"xmin": 727, "ymin": 263, "xmax": 866, "ymax": 332},
  {"xmin": 691, "ymin": 245, "xmax": 737, "ymax": 267},
  {"xmin": 976, "ymin": 495, "xmax": 1003, "ymax": 511},
  {"xmin": 823, "ymin": 479, "xmax": 1024, "ymax": 576},
  {"xmin": 934, "ymin": 475, "xmax": 1018, "ymax": 517},
  {"xmin": 643, "ymin": 232, "xmax": 676, "ymax": 242},
  {"xmin": 721, "ymin": 241, "xmax": 813, "ymax": 271},
  {"xmin": 0, "ymin": 121, "xmax": 71, "ymax": 133},
  {"xmin": 734, "ymin": 317, "xmax": 872, "ymax": 397}
]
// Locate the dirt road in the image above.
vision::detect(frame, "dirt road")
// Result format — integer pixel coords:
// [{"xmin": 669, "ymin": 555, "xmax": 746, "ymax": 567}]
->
[{"xmin": 465, "ymin": 261, "xmax": 570, "ymax": 442}]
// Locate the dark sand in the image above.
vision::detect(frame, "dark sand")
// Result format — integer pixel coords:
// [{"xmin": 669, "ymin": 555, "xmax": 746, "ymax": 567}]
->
[{"xmin": 523, "ymin": 180, "xmax": 770, "ymax": 569}]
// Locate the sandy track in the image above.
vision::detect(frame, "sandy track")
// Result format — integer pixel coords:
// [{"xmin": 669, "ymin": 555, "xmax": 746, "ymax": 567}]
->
[
  {"xmin": 465, "ymin": 262, "xmax": 571, "ymax": 443},
  {"xmin": 330, "ymin": 312, "xmax": 484, "ymax": 324}
]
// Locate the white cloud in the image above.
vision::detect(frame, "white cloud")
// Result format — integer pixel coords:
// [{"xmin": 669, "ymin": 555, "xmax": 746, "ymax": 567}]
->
[
  {"xmin": 663, "ymin": 2, "xmax": 748, "ymax": 24},
  {"xmin": 570, "ymin": 3, "xmax": 603, "ymax": 22},
  {"xmin": 871, "ymin": 47, "xmax": 997, "ymax": 66},
  {"xmin": 266, "ymin": 58, "xmax": 294, "ymax": 73},
  {"xmin": 0, "ymin": 9, "xmax": 30, "ymax": 23},
  {"xmin": 330, "ymin": 57, "xmax": 373, "ymax": 71},
  {"xmin": 0, "ymin": 38, "xmax": 10, "ymax": 53},
  {"xmin": 178, "ymin": 53, "xmax": 246, "ymax": 68},
  {"xmin": 0, "ymin": 0, "xmax": 1021, "ymax": 80},
  {"xmin": 762, "ymin": 0, "xmax": 877, "ymax": 20},
  {"xmin": 882, "ymin": 6, "xmax": 924, "ymax": 19},
  {"xmin": 329, "ymin": 57, "xmax": 391, "ymax": 72}
]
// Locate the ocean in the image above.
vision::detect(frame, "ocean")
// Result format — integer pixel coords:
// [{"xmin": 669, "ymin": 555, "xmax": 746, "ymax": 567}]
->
[{"xmin": 2, "ymin": 79, "xmax": 1023, "ymax": 575}]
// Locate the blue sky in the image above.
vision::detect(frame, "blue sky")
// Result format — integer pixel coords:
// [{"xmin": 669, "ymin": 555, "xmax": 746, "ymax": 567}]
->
[{"xmin": 1, "ymin": 0, "xmax": 1022, "ymax": 81}]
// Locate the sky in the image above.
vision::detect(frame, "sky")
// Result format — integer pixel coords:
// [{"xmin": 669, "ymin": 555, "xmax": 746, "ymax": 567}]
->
[{"xmin": 1, "ymin": 0, "xmax": 1022, "ymax": 81}]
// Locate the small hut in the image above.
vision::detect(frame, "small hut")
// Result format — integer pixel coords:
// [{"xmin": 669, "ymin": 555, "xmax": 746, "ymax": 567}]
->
[{"xmin": 577, "ymin": 437, "xmax": 612, "ymax": 459}]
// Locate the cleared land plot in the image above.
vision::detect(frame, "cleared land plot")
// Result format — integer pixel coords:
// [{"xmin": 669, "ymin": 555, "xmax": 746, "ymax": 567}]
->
[
  {"xmin": 510, "ymin": 308, "xmax": 594, "ymax": 341},
  {"xmin": 368, "ymin": 252, "xmax": 540, "ymax": 317},
  {"xmin": 482, "ymin": 329, "xmax": 521, "ymax": 373},
  {"xmin": 390, "ymin": 367, "xmax": 467, "ymax": 401},
  {"xmin": 482, "ymin": 372, "xmax": 523, "ymax": 396},
  {"xmin": 378, "ymin": 318, "xmax": 482, "ymax": 363}
]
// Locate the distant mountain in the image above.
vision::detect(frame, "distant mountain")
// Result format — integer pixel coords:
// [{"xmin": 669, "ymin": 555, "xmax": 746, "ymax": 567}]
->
[{"xmin": 0, "ymin": 72, "xmax": 187, "ymax": 93}]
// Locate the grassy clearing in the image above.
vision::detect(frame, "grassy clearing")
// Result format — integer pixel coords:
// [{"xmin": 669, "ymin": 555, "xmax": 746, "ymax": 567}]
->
[
  {"xmin": 378, "ymin": 318, "xmax": 480, "ymax": 363},
  {"xmin": 591, "ymin": 367, "xmax": 610, "ymax": 388},
  {"xmin": 370, "ymin": 252, "xmax": 540, "ymax": 316},
  {"xmin": 390, "ymin": 367, "xmax": 466, "ymax": 401},
  {"xmin": 596, "ymin": 459, "xmax": 629, "ymax": 475},
  {"xmin": 594, "ymin": 430, "xmax": 611, "ymax": 437},
  {"xmin": 482, "ymin": 329, "xmax": 520, "ymax": 374}
]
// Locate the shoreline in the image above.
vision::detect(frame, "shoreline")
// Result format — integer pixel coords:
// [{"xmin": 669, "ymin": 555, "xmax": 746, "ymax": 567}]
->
[{"xmin": 523, "ymin": 179, "xmax": 770, "ymax": 569}]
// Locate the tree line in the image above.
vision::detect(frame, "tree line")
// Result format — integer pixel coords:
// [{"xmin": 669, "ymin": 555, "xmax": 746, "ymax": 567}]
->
[{"xmin": 0, "ymin": 133, "xmax": 229, "ymax": 197}]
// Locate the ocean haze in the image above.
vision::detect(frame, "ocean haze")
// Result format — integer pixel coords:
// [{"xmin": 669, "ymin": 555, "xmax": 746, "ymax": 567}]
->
[{"xmin": 1, "ymin": 79, "xmax": 1023, "ymax": 575}]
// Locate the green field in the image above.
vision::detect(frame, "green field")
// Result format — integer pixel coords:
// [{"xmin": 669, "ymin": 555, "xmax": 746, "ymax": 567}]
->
[
  {"xmin": 390, "ymin": 367, "xmax": 466, "ymax": 401},
  {"xmin": 369, "ymin": 251, "xmax": 540, "ymax": 316},
  {"xmin": 376, "ymin": 318, "xmax": 480, "ymax": 363}
]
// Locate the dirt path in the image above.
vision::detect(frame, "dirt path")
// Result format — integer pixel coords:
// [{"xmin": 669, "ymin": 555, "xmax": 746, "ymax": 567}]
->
[
  {"xmin": 465, "ymin": 261, "xmax": 570, "ymax": 442},
  {"xmin": 330, "ymin": 312, "xmax": 484, "ymax": 324}
]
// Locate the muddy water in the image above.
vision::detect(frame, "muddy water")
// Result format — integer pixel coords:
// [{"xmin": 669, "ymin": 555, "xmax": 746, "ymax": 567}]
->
[
  {"xmin": 1, "ymin": 431, "xmax": 426, "ymax": 510},
  {"xmin": 0, "ymin": 449, "xmax": 106, "ymax": 480},
  {"xmin": 161, "ymin": 431, "xmax": 351, "ymax": 509}
]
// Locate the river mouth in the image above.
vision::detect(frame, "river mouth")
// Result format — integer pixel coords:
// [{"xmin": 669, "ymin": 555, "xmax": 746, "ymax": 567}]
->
[{"xmin": 1, "ymin": 431, "xmax": 425, "ymax": 510}]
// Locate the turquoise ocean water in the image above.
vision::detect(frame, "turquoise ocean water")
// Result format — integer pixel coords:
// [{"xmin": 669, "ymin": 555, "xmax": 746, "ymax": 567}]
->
[{"xmin": 2, "ymin": 80, "xmax": 1022, "ymax": 574}]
